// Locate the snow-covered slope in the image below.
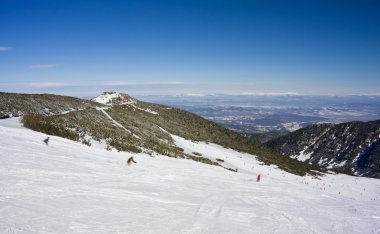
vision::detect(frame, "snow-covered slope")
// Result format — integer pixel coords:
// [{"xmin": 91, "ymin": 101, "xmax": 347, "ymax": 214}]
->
[{"xmin": 1, "ymin": 118, "xmax": 380, "ymax": 233}]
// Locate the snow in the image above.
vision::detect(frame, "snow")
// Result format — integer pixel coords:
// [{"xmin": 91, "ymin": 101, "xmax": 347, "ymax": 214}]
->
[
  {"xmin": 327, "ymin": 160, "xmax": 347, "ymax": 169},
  {"xmin": 1, "ymin": 118, "xmax": 380, "ymax": 233},
  {"xmin": 131, "ymin": 104, "xmax": 158, "ymax": 115},
  {"xmin": 92, "ymin": 92, "xmax": 135, "ymax": 105},
  {"xmin": 171, "ymin": 134, "xmax": 265, "ymax": 173},
  {"xmin": 290, "ymin": 149, "xmax": 313, "ymax": 162},
  {"xmin": 82, "ymin": 133, "xmax": 108, "ymax": 150},
  {"xmin": 92, "ymin": 92, "xmax": 121, "ymax": 105},
  {"xmin": 92, "ymin": 92, "xmax": 158, "ymax": 115},
  {"xmin": 281, "ymin": 122, "xmax": 303, "ymax": 132},
  {"xmin": 61, "ymin": 108, "xmax": 76, "ymax": 115}
]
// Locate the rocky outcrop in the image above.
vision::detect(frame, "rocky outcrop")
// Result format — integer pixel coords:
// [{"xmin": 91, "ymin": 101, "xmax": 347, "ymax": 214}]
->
[{"xmin": 267, "ymin": 120, "xmax": 380, "ymax": 178}]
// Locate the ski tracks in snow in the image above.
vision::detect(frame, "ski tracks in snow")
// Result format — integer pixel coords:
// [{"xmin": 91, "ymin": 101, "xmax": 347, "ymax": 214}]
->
[
  {"xmin": 185, "ymin": 194, "xmax": 226, "ymax": 234},
  {"xmin": 2, "ymin": 118, "xmax": 380, "ymax": 233}
]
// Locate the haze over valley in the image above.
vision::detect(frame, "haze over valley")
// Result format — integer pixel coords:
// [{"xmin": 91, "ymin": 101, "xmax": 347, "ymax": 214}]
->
[{"xmin": 141, "ymin": 94, "xmax": 380, "ymax": 141}]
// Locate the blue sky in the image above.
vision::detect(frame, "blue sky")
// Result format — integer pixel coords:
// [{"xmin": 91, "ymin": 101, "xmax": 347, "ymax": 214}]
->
[{"xmin": 1, "ymin": 0, "xmax": 380, "ymax": 97}]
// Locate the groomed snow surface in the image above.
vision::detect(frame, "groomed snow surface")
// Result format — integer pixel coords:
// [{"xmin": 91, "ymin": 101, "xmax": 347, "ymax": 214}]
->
[{"xmin": 1, "ymin": 118, "xmax": 380, "ymax": 234}]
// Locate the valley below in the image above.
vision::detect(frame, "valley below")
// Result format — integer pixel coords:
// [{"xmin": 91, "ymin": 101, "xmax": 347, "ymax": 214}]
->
[{"xmin": 142, "ymin": 94, "xmax": 380, "ymax": 142}]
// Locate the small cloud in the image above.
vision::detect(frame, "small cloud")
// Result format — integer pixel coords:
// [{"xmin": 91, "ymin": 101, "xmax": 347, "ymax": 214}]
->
[
  {"xmin": 29, "ymin": 64, "xmax": 60, "ymax": 69},
  {"xmin": 0, "ymin": 47, "xmax": 12, "ymax": 52}
]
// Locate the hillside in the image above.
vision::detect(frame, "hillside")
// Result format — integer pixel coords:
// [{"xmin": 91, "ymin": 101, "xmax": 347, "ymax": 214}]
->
[
  {"xmin": 266, "ymin": 120, "xmax": 380, "ymax": 178},
  {"xmin": 0, "ymin": 92, "xmax": 319, "ymax": 176},
  {"xmin": 0, "ymin": 92, "xmax": 98, "ymax": 117},
  {"xmin": 1, "ymin": 117, "xmax": 380, "ymax": 233}
]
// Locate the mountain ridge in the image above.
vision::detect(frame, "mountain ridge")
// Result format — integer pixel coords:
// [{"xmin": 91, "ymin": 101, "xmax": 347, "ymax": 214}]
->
[
  {"xmin": 0, "ymin": 92, "xmax": 98, "ymax": 117},
  {"xmin": 266, "ymin": 120, "xmax": 380, "ymax": 178},
  {"xmin": 0, "ymin": 91, "xmax": 320, "ymax": 176}
]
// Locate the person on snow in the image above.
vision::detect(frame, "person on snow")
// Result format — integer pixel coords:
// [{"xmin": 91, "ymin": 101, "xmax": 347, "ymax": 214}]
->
[
  {"xmin": 127, "ymin": 156, "xmax": 137, "ymax": 165},
  {"xmin": 44, "ymin": 137, "xmax": 50, "ymax": 145},
  {"xmin": 256, "ymin": 174, "xmax": 261, "ymax": 182}
]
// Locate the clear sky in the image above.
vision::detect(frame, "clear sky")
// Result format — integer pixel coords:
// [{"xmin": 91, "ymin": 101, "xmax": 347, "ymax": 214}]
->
[{"xmin": 1, "ymin": 0, "xmax": 380, "ymax": 97}]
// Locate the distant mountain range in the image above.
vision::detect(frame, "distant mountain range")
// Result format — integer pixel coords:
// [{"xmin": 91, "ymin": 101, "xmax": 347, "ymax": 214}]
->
[{"xmin": 266, "ymin": 120, "xmax": 380, "ymax": 178}]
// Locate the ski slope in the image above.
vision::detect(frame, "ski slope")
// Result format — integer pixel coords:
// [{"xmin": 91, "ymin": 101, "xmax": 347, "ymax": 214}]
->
[{"xmin": 1, "ymin": 118, "xmax": 380, "ymax": 233}]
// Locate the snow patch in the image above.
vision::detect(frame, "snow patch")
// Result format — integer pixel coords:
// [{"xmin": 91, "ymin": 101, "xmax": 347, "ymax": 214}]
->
[
  {"xmin": 291, "ymin": 149, "xmax": 313, "ymax": 162},
  {"xmin": 92, "ymin": 92, "xmax": 135, "ymax": 105},
  {"xmin": 281, "ymin": 122, "xmax": 303, "ymax": 132},
  {"xmin": 131, "ymin": 104, "xmax": 158, "ymax": 115},
  {"xmin": 326, "ymin": 160, "xmax": 347, "ymax": 169}
]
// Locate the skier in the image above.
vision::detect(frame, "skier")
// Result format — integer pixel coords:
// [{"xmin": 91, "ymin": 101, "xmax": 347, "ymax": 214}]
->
[
  {"xmin": 256, "ymin": 174, "xmax": 261, "ymax": 182},
  {"xmin": 127, "ymin": 156, "xmax": 137, "ymax": 166},
  {"xmin": 43, "ymin": 137, "xmax": 50, "ymax": 145}
]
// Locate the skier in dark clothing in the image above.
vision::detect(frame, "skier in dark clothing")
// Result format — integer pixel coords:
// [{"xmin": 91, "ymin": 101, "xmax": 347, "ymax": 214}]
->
[
  {"xmin": 44, "ymin": 137, "xmax": 50, "ymax": 145},
  {"xmin": 127, "ymin": 156, "xmax": 137, "ymax": 165}
]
